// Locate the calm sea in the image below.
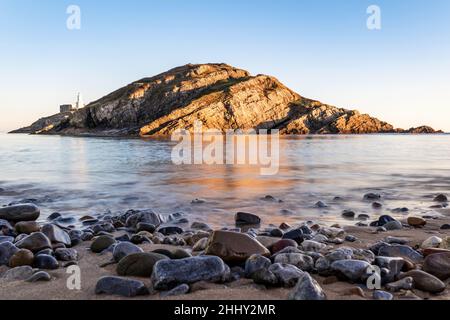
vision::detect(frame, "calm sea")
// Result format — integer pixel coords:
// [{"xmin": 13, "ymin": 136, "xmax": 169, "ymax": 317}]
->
[{"xmin": 1, "ymin": 133, "xmax": 449, "ymax": 228}]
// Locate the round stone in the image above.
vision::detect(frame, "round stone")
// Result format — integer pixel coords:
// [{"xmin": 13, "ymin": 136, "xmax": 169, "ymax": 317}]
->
[
  {"xmin": 15, "ymin": 232, "xmax": 52, "ymax": 253},
  {"xmin": 33, "ymin": 254, "xmax": 59, "ymax": 270},
  {"xmin": 151, "ymin": 256, "xmax": 231, "ymax": 290},
  {"xmin": 384, "ymin": 220, "xmax": 403, "ymax": 231},
  {"xmin": 95, "ymin": 276, "xmax": 149, "ymax": 297},
  {"xmin": 274, "ymin": 253, "xmax": 314, "ymax": 271},
  {"xmin": 136, "ymin": 222, "xmax": 156, "ymax": 233},
  {"xmin": 364, "ymin": 193, "xmax": 381, "ymax": 200},
  {"xmin": 90, "ymin": 235, "xmax": 116, "ymax": 253},
  {"xmin": 434, "ymin": 194, "xmax": 448, "ymax": 202},
  {"xmin": 190, "ymin": 222, "xmax": 212, "ymax": 231},
  {"xmin": 245, "ymin": 254, "xmax": 271, "ymax": 277},
  {"xmin": 377, "ymin": 215, "xmax": 395, "ymax": 226},
  {"xmin": 192, "ymin": 238, "xmax": 208, "ymax": 251},
  {"xmin": 407, "ymin": 217, "xmax": 426, "ymax": 227},
  {"xmin": 331, "ymin": 260, "xmax": 371, "ymax": 282},
  {"xmin": 398, "ymin": 270, "xmax": 446, "ymax": 293},
  {"xmin": 315, "ymin": 201, "xmax": 328, "ymax": 208},
  {"xmin": 14, "ymin": 221, "xmax": 40, "ymax": 234},
  {"xmin": 342, "ymin": 210, "xmax": 356, "ymax": 218},
  {"xmin": 357, "ymin": 214, "xmax": 370, "ymax": 220},
  {"xmin": 54, "ymin": 248, "xmax": 78, "ymax": 261},
  {"xmin": 301, "ymin": 240, "xmax": 326, "ymax": 253},
  {"xmin": 373, "ymin": 290, "xmax": 393, "ymax": 300},
  {"xmin": 270, "ymin": 239, "xmax": 298, "ymax": 254},
  {"xmin": 270, "ymin": 228, "xmax": 283, "ymax": 237},
  {"xmin": 160, "ymin": 284, "xmax": 190, "ymax": 297},
  {"xmin": 47, "ymin": 212, "xmax": 62, "ymax": 221},
  {"xmin": 157, "ymin": 226, "xmax": 183, "ymax": 236},
  {"xmin": 9, "ymin": 249, "xmax": 34, "ymax": 267},
  {"xmin": 117, "ymin": 252, "xmax": 168, "ymax": 277},
  {"xmin": 288, "ymin": 272, "xmax": 326, "ymax": 300},
  {"xmin": 3, "ymin": 266, "xmax": 34, "ymax": 281},
  {"xmin": 0, "ymin": 204, "xmax": 40, "ymax": 222},
  {"xmin": 112, "ymin": 242, "xmax": 143, "ymax": 262},
  {"xmin": 41, "ymin": 224, "xmax": 71, "ymax": 246},
  {"xmin": 25, "ymin": 271, "xmax": 51, "ymax": 282},
  {"xmin": 423, "ymin": 252, "xmax": 450, "ymax": 280},
  {"xmin": 372, "ymin": 202, "xmax": 382, "ymax": 209},
  {"xmin": 252, "ymin": 268, "xmax": 279, "ymax": 286},
  {"xmin": 235, "ymin": 212, "xmax": 261, "ymax": 226},
  {"xmin": 279, "ymin": 222, "xmax": 291, "ymax": 230},
  {"xmin": 268, "ymin": 263, "xmax": 304, "ymax": 288},
  {"xmin": 0, "ymin": 242, "xmax": 19, "ymax": 265},
  {"xmin": 421, "ymin": 236, "xmax": 443, "ymax": 249},
  {"xmin": 205, "ymin": 230, "xmax": 270, "ymax": 263},
  {"xmin": 282, "ymin": 229, "xmax": 307, "ymax": 245}
]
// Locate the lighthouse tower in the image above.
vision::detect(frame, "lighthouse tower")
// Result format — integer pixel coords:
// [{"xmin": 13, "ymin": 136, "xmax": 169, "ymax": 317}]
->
[{"xmin": 75, "ymin": 92, "xmax": 84, "ymax": 110}]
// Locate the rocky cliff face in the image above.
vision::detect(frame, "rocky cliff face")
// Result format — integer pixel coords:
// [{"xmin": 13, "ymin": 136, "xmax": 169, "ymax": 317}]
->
[{"xmin": 10, "ymin": 63, "xmax": 442, "ymax": 136}]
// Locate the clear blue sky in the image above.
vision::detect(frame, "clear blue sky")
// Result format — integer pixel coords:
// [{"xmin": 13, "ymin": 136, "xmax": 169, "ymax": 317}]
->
[{"xmin": 0, "ymin": 0, "xmax": 449, "ymax": 132}]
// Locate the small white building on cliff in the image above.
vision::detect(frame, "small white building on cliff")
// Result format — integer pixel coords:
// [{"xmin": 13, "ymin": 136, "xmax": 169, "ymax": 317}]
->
[{"xmin": 60, "ymin": 93, "xmax": 85, "ymax": 113}]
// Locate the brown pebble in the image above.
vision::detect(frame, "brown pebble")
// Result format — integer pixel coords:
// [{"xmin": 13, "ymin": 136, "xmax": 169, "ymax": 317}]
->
[
  {"xmin": 407, "ymin": 217, "xmax": 426, "ymax": 228},
  {"xmin": 9, "ymin": 249, "xmax": 34, "ymax": 267},
  {"xmin": 279, "ymin": 222, "xmax": 291, "ymax": 230}
]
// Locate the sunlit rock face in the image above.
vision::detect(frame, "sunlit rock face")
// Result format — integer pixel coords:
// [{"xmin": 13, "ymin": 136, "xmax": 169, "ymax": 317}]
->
[{"xmin": 10, "ymin": 63, "xmax": 442, "ymax": 136}]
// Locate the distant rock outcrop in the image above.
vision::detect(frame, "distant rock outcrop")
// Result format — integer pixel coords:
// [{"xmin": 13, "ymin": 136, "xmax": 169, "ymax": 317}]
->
[{"xmin": 10, "ymin": 63, "xmax": 443, "ymax": 136}]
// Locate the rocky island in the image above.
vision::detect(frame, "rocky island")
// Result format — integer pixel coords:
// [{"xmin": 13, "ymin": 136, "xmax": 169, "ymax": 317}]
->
[{"xmin": 10, "ymin": 63, "xmax": 443, "ymax": 136}]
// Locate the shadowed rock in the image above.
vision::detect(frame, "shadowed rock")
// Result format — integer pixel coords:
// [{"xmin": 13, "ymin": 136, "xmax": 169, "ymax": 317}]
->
[
  {"xmin": 151, "ymin": 256, "xmax": 230, "ymax": 290},
  {"xmin": 288, "ymin": 273, "xmax": 327, "ymax": 300},
  {"xmin": 95, "ymin": 276, "xmax": 149, "ymax": 297},
  {"xmin": 0, "ymin": 205, "xmax": 40, "ymax": 222}
]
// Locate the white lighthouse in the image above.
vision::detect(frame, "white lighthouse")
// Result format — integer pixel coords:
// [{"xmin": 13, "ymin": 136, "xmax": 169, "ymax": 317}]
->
[{"xmin": 75, "ymin": 92, "xmax": 84, "ymax": 110}]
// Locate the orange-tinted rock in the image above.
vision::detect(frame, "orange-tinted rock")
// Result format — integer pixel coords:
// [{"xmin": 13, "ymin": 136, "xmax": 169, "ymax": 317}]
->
[
  {"xmin": 205, "ymin": 231, "xmax": 270, "ymax": 263},
  {"xmin": 407, "ymin": 217, "xmax": 426, "ymax": 227},
  {"xmin": 9, "ymin": 249, "xmax": 34, "ymax": 267},
  {"xmin": 269, "ymin": 239, "xmax": 298, "ymax": 254}
]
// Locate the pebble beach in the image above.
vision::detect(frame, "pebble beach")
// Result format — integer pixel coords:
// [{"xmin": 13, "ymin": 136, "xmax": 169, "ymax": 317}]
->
[{"xmin": 1, "ymin": 191, "xmax": 450, "ymax": 301}]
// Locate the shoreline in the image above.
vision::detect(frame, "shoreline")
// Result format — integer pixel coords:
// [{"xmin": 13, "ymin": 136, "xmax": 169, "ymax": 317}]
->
[
  {"xmin": 6, "ymin": 132, "xmax": 450, "ymax": 139},
  {"xmin": 1, "ymin": 193, "xmax": 449, "ymax": 300}
]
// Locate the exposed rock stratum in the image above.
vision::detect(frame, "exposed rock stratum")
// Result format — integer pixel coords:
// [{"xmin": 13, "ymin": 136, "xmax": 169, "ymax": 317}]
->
[{"xmin": 10, "ymin": 64, "xmax": 442, "ymax": 136}]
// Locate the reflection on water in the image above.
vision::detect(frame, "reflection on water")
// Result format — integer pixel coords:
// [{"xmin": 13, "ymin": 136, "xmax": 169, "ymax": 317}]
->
[{"xmin": 0, "ymin": 133, "xmax": 449, "ymax": 228}]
